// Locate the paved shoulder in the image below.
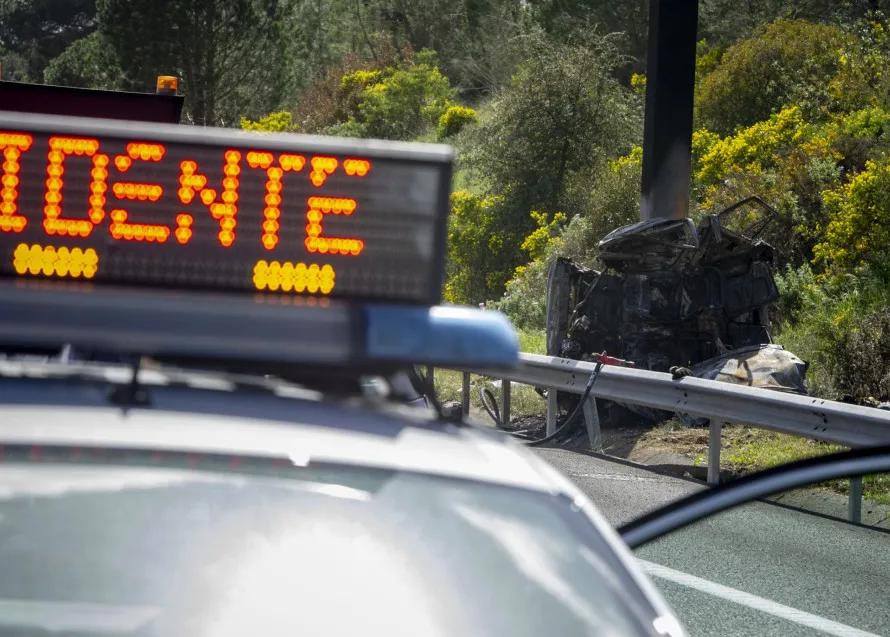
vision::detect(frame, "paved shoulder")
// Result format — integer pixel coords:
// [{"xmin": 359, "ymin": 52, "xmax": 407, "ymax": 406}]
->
[{"xmin": 532, "ymin": 447, "xmax": 703, "ymax": 527}]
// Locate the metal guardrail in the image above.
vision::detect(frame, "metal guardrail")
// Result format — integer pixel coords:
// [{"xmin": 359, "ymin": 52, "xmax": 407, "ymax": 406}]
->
[{"xmin": 442, "ymin": 353, "xmax": 890, "ymax": 524}]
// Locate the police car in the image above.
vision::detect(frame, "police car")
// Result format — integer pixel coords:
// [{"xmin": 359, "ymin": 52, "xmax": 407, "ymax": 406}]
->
[{"xmin": 0, "ymin": 106, "xmax": 684, "ymax": 637}]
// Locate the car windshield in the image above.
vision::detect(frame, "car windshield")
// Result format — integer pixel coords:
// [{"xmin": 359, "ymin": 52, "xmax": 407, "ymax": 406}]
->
[{"xmin": 0, "ymin": 459, "xmax": 649, "ymax": 637}]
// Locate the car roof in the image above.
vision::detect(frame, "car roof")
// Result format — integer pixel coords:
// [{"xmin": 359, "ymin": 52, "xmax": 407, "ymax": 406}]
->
[
  {"xmin": 0, "ymin": 364, "xmax": 562, "ymax": 494},
  {"xmin": 0, "ymin": 362, "xmax": 685, "ymax": 633}
]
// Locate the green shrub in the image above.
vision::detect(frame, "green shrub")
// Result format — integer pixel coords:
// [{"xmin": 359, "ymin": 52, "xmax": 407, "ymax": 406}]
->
[
  {"xmin": 492, "ymin": 146, "xmax": 642, "ymax": 330},
  {"xmin": 773, "ymin": 264, "xmax": 890, "ymax": 399},
  {"xmin": 695, "ymin": 19, "xmax": 865, "ymax": 135},
  {"xmin": 832, "ymin": 308, "xmax": 890, "ymax": 401},
  {"xmin": 444, "ymin": 191, "xmax": 519, "ymax": 305}
]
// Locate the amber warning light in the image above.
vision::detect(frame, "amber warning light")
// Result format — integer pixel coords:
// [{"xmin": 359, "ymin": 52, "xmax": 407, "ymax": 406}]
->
[{"xmin": 0, "ymin": 113, "xmax": 452, "ymax": 304}]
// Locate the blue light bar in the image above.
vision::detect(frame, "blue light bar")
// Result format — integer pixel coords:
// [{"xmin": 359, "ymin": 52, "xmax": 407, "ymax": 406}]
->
[
  {"xmin": 0, "ymin": 282, "xmax": 519, "ymax": 369},
  {"xmin": 364, "ymin": 304, "xmax": 519, "ymax": 367}
]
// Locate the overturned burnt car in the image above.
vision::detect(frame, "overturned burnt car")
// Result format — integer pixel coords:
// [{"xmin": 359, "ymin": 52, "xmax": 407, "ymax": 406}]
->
[{"xmin": 544, "ymin": 197, "xmax": 808, "ymax": 427}]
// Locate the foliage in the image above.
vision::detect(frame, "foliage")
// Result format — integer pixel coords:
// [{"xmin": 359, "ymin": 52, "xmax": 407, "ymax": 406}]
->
[
  {"xmin": 444, "ymin": 191, "xmax": 516, "ymax": 305},
  {"xmin": 437, "ymin": 105, "xmax": 477, "ymax": 140},
  {"xmin": 240, "ymin": 111, "xmax": 294, "ymax": 132},
  {"xmin": 96, "ymin": 0, "xmax": 287, "ymax": 126},
  {"xmin": 460, "ymin": 29, "xmax": 640, "ymax": 213},
  {"xmin": 0, "ymin": 48, "xmax": 33, "ymax": 82},
  {"xmin": 695, "ymin": 19, "xmax": 866, "ymax": 135},
  {"xmin": 690, "ymin": 105, "xmax": 890, "ymax": 266},
  {"xmin": 451, "ymin": 29, "xmax": 641, "ymax": 304},
  {"xmin": 528, "ymin": 0, "xmax": 650, "ymax": 73},
  {"xmin": 520, "ymin": 211, "xmax": 567, "ymax": 261},
  {"xmin": 43, "ymin": 32, "xmax": 124, "ymax": 90},
  {"xmin": 815, "ymin": 154, "xmax": 890, "ymax": 276},
  {"xmin": 352, "ymin": 50, "xmax": 454, "ymax": 139},
  {"xmin": 773, "ymin": 264, "xmax": 890, "ymax": 400},
  {"xmin": 630, "ymin": 73, "xmax": 646, "ymax": 98},
  {"xmin": 493, "ymin": 145, "xmax": 642, "ymax": 329},
  {"xmin": 288, "ymin": 39, "xmax": 409, "ymax": 135},
  {"xmin": 0, "ymin": 0, "xmax": 96, "ymax": 82},
  {"xmin": 833, "ymin": 307, "xmax": 890, "ymax": 401},
  {"xmin": 282, "ymin": 46, "xmax": 459, "ymax": 140}
]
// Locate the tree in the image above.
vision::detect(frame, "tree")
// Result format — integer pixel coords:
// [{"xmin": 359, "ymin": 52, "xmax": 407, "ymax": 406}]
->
[
  {"xmin": 321, "ymin": 0, "xmax": 530, "ymax": 93},
  {"xmin": 698, "ymin": 0, "xmax": 890, "ymax": 46},
  {"xmin": 96, "ymin": 0, "xmax": 286, "ymax": 126},
  {"xmin": 695, "ymin": 19, "xmax": 869, "ymax": 135},
  {"xmin": 454, "ymin": 29, "xmax": 640, "ymax": 301},
  {"xmin": 526, "ymin": 0, "xmax": 649, "ymax": 74},
  {"xmin": 0, "ymin": 0, "xmax": 96, "ymax": 82},
  {"xmin": 43, "ymin": 31, "xmax": 124, "ymax": 89},
  {"xmin": 244, "ymin": 46, "xmax": 465, "ymax": 141},
  {"xmin": 461, "ymin": 30, "xmax": 639, "ymax": 210}
]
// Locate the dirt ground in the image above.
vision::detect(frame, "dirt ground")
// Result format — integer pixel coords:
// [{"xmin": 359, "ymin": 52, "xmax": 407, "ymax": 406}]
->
[{"xmin": 489, "ymin": 411, "xmax": 727, "ymax": 483}]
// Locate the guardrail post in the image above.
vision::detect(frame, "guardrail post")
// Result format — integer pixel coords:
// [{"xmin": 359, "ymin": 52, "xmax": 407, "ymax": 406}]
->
[
  {"xmin": 546, "ymin": 390, "xmax": 558, "ymax": 436},
  {"xmin": 501, "ymin": 380, "xmax": 511, "ymax": 427},
  {"xmin": 582, "ymin": 395, "xmax": 602, "ymax": 452},
  {"xmin": 707, "ymin": 419, "xmax": 722, "ymax": 485},
  {"xmin": 848, "ymin": 477, "xmax": 862, "ymax": 524},
  {"xmin": 461, "ymin": 372, "xmax": 471, "ymax": 417}
]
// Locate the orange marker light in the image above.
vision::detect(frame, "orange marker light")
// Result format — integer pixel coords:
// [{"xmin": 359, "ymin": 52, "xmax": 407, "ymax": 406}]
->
[
  {"xmin": 43, "ymin": 137, "xmax": 103, "ymax": 237},
  {"xmin": 157, "ymin": 76, "xmax": 178, "ymax": 94},
  {"xmin": 0, "ymin": 131, "xmax": 32, "ymax": 233}
]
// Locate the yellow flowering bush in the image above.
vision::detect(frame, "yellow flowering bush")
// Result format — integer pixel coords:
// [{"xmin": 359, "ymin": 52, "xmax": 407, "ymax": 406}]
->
[
  {"xmin": 240, "ymin": 111, "xmax": 295, "ymax": 132},
  {"xmin": 815, "ymin": 156, "xmax": 890, "ymax": 274},
  {"xmin": 437, "ymin": 105, "xmax": 478, "ymax": 140}
]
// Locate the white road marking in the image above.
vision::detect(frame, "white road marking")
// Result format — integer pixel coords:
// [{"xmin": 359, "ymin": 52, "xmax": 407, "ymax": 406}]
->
[
  {"xmin": 639, "ymin": 560, "xmax": 884, "ymax": 637},
  {"xmin": 0, "ymin": 599, "xmax": 159, "ymax": 634},
  {"xmin": 568, "ymin": 472, "xmax": 665, "ymax": 483}
]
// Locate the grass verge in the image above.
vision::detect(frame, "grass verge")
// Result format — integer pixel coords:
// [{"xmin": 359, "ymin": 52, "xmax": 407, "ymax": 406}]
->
[
  {"xmin": 639, "ymin": 421, "xmax": 890, "ymax": 506},
  {"xmin": 432, "ymin": 330, "xmax": 547, "ymax": 423}
]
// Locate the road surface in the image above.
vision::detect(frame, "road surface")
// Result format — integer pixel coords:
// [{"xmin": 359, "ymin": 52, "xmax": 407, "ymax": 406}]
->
[{"xmin": 534, "ymin": 447, "xmax": 890, "ymax": 637}]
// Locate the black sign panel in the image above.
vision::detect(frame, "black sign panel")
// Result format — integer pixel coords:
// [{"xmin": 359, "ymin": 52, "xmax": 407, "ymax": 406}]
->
[{"xmin": 0, "ymin": 113, "xmax": 452, "ymax": 304}]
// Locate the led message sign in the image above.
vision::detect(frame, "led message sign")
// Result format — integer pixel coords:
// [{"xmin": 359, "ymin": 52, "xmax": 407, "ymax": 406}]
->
[{"xmin": 0, "ymin": 114, "xmax": 452, "ymax": 304}]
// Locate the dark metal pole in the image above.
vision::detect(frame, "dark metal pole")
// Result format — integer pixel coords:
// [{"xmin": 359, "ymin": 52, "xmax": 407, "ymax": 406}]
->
[{"xmin": 640, "ymin": 0, "xmax": 699, "ymax": 220}]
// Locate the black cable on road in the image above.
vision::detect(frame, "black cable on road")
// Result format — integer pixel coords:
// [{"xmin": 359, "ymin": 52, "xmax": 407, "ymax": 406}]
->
[
  {"xmin": 479, "ymin": 386, "xmax": 501, "ymax": 426},
  {"xmin": 475, "ymin": 361, "xmax": 604, "ymax": 447},
  {"xmin": 522, "ymin": 361, "xmax": 602, "ymax": 447}
]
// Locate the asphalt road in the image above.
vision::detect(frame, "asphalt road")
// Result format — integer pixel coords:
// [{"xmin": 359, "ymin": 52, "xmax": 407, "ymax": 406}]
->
[{"xmin": 534, "ymin": 447, "xmax": 890, "ymax": 637}]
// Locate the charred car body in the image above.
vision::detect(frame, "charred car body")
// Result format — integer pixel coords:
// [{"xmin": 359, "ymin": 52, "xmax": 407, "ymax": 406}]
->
[{"xmin": 544, "ymin": 198, "xmax": 808, "ymax": 427}]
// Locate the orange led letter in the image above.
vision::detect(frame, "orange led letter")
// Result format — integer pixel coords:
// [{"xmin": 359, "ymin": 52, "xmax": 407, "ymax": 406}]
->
[
  {"xmin": 179, "ymin": 150, "xmax": 241, "ymax": 247},
  {"xmin": 43, "ymin": 136, "xmax": 106, "ymax": 238},
  {"xmin": 109, "ymin": 143, "xmax": 170, "ymax": 242},
  {"xmin": 0, "ymin": 132, "xmax": 32, "ymax": 233},
  {"xmin": 303, "ymin": 155, "xmax": 371, "ymax": 256},
  {"xmin": 305, "ymin": 197, "xmax": 364, "ymax": 256},
  {"xmin": 246, "ymin": 151, "xmax": 306, "ymax": 250}
]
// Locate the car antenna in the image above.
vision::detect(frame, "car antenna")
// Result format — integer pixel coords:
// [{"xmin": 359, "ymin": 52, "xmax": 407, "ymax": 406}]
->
[{"xmin": 108, "ymin": 355, "xmax": 151, "ymax": 408}]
